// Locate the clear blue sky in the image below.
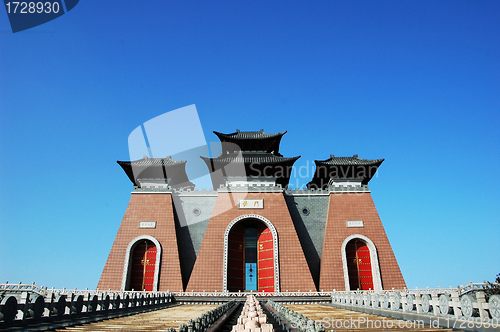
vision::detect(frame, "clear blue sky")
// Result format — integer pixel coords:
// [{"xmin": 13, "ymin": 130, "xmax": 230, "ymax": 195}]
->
[{"xmin": 1, "ymin": 1, "xmax": 499, "ymax": 290}]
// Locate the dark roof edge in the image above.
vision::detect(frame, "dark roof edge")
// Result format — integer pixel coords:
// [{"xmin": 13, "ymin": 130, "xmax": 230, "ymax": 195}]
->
[
  {"xmin": 117, "ymin": 156, "xmax": 187, "ymax": 166},
  {"xmin": 314, "ymin": 154, "xmax": 384, "ymax": 165},
  {"xmin": 213, "ymin": 129, "xmax": 287, "ymax": 140}
]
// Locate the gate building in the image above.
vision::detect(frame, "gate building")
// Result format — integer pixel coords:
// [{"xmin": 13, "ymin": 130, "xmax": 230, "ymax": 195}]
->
[{"xmin": 98, "ymin": 130, "xmax": 406, "ymax": 292}]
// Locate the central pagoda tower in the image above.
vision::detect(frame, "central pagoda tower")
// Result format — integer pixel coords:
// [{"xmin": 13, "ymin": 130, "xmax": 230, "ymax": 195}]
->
[
  {"xmin": 187, "ymin": 129, "xmax": 317, "ymax": 292},
  {"xmin": 201, "ymin": 129, "xmax": 299, "ymax": 190}
]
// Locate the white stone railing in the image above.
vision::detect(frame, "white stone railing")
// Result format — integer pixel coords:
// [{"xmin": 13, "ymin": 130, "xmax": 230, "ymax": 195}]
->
[
  {"xmin": 331, "ymin": 283, "xmax": 500, "ymax": 323},
  {"xmin": 0, "ymin": 282, "xmax": 173, "ymax": 297},
  {"xmin": 176, "ymin": 301, "xmax": 238, "ymax": 332},
  {"xmin": 0, "ymin": 283, "xmax": 173, "ymax": 325}
]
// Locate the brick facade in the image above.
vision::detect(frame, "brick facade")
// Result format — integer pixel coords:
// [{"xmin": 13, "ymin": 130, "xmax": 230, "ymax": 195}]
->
[
  {"xmin": 186, "ymin": 192, "xmax": 317, "ymax": 292},
  {"xmin": 319, "ymin": 192, "xmax": 406, "ymax": 291},
  {"xmin": 97, "ymin": 193, "xmax": 183, "ymax": 291}
]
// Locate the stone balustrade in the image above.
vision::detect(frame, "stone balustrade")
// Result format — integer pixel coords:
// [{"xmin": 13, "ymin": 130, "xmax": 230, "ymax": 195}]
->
[
  {"xmin": 3, "ymin": 282, "xmax": 498, "ymax": 329},
  {"xmin": 266, "ymin": 300, "xmax": 324, "ymax": 332},
  {"xmin": 0, "ymin": 282, "xmax": 173, "ymax": 327},
  {"xmin": 331, "ymin": 283, "xmax": 500, "ymax": 324},
  {"xmin": 177, "ymin": 300, "xmax": 237, "ymax": 332}
]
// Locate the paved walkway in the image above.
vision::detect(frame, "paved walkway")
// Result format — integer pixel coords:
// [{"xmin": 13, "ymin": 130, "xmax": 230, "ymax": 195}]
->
[
  {"xmin": 284, "ymin": 304, "xmax": 455, "ymax": 332},
  {"xmin": 54, "ymin": 304, "xmax": 217, "ymax": 331},
  {"xmin": 54, "ymin": 303, "xmax": 458, "ymax": 331}
]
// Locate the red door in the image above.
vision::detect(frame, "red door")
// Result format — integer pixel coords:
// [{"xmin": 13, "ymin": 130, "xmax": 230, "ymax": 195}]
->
[
  {"xmin": 227, "ymin": 223, "xmax": 245, "ymax": 292},
  {"xmin": 346, "ymin": 239, "xmax": 373, "ymax": 290},
  {"xmin": 130, "ymin": 240, "xmax": 157, "ymax": 291},
  {"xmin": 257, "ymin": 225, "xmax": 274, "ymax": 292}
]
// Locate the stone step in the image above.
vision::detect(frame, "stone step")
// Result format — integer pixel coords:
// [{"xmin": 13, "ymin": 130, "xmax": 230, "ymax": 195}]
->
[
  {"xmin": 54, "ymin": 304, "xmax": 218, "ymax": 331},
  {"xmin": 284, "ymin": 304, "xmax": 455, "ymax": 332}
]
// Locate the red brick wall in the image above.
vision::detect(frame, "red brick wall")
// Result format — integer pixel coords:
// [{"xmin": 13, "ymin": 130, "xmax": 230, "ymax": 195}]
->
[
  {"xmin": 97, "ymin": 193, "xmax": 183, "ymax": 291},
  {"xmin": 319, "ymin": 192, "xmax": 406, "ymax": 291},
  {"xmin": 186, "ymin": 192, "xmax": 317, "ymax": 292}
]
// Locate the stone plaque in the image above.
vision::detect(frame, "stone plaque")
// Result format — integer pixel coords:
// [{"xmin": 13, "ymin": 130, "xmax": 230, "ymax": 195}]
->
[
  {"xmin": 139, "ymin": 221, "xmax": 157, "ymax": 229},
  {"xmin": 239, "ymin": 199, "xmax": 264, "ymax": 209},
  {"xmin": 346, "ymin": 220, "xmax": 364, "ymax": 228}
]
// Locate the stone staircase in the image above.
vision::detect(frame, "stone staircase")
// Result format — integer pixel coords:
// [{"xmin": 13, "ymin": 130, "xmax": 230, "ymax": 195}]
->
[
  {"xmin": 53, "ymin": 304, "xmax": 217, "ymax": 331},
  {"xmin": 284, "ymin": 304, "xmax": 455, "ymax": 332}
]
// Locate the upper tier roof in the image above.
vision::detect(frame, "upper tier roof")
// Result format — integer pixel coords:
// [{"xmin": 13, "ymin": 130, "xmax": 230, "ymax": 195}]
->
[
  {"xmin": 201, "ymin": 152, "xmax": 299, "ymax": 164},
  {"xmin": 214, "ymin": 129, "xmax": 286, "ymax": 155},
  {"xmin": 214, "ymin": 129, "xmax": 287, "ymax": 140},
  {"xmin": 201, "ymin": 151, "xmax": 300, "ymax": 189}
]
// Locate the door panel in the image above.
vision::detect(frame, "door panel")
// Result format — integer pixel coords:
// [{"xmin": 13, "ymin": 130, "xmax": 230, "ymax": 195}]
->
[
  {"xmin": 356, "ymin": 242, "xmax": 373, "ymax": 290},
  {"xmin": 346, "ymin": 239, "xmax": 373, "ymax": 290},
  {"xmin": 257, "ymin": 225, "xmax": 274, "ymax": 292},
  {"xmin": 227, "ymin": 223, "xmax": 245, "ymax": 292},
  {"xmin": 130, "ymin": 240, "xmax": 157, "ymax": 291}
]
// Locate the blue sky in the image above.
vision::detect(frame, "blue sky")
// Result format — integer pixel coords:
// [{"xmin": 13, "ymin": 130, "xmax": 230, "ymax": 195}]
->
[{"xmin": 1, "ymin": 1, "xmax": 499, "ymax": 290}]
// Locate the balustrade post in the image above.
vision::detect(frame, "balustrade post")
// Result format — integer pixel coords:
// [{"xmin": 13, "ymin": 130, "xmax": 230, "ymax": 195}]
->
[
  {"xmin": 82, "ymin": 293, "xmax": 90, "ymax": 313},
  {"xmin": 415, "ymin": 291, "xmax": 422, "ymax": 313},
  {"xmin": 389, "ymin": 292, "xmax": 395, "ymax": 311},
  {"xmin": 476, "ymin": 291, "xmax": 488, "ymax": 320},
  {"xmin": 402, "ymin": 291, "xmax": 408, "ymax": 312},
  {"xmin": 66, "ymin": 292, "xmax": 75, "ymax": 315},
  {"xmin": 450, "ymin": 289, "xmax": 462, "ymax": 318},
  {"xmin": 46, "ymin": 292, "xmax": 57, "ymax": 317},
  {"xmin": 20, "ymin": 291, "xmax": 30, "ymax": 320},
  {"xmin": 431, "ymin": 292, "xmax": 440, "ymax": 316}
]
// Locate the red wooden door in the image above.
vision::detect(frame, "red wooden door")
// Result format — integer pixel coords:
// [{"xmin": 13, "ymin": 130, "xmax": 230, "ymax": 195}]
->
[
  {"xmin": 130, "ymin": 240, "xmax": 157, "ymax": 291},
  {"xmin": 346, "ymin": 239, "xmax": 373, "ymax": 290},
  {"xmin": 227, "ymin": 223, "xmax": 245, "ymax": 291},
  {"xmin": 257, "ymin": 225, "xmax": 274, "ymax": 292}
]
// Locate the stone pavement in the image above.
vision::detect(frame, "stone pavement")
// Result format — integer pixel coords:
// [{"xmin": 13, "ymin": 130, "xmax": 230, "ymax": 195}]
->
[
  {"xmin": 284, "ymin": 304, "xmax": 455, "ymax": 332},
  {"xmin": 53, "ymin": 303, "xmax": 459, "ymax": 332},
  {"xmin": 54, "ymin": 304, "xmax": 217, "ymax": 331}
]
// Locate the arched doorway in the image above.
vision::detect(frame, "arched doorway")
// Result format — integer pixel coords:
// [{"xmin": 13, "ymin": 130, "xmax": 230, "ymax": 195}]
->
[
  {"xmin": 129, "ymin": 240, "xmax": 157, "ymax": 291},
  {"xmin": 227, "ymin": 219, "xmax": 275, "ymax": 292},
  {"xmin": 346, "ymin": 238, "xmax": 373, "ymax": 290}
]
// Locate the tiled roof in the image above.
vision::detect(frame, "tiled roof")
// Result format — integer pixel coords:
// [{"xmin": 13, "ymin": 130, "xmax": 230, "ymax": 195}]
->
[
  {"xmin": 315, "ymin": 154, "xmax": 384, "ymax": 166},
  {"xmin": 118, "ymin": 156, "xmax": 187, "ymax": 167},
  {"xmin": 201, "ymin": 152, "xmax": 299, "ymax": 164},
  {"xmin": 117, "ymin": 156, "xmax": 194, "ymax": 189},
  {"xmin": 214, "ymin": 129, "xmax": 287, "ymax": 140}
]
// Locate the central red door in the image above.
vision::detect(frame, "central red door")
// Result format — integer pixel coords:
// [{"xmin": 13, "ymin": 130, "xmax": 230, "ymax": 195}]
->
[
  {"xmin": 130, "ymin": 240, "xmax": 157, "ymax": 291},
  {"xmin": 346, "ymin": 239, "xmax": 373, "ymax": 290},
  {"xmin": 257, "ymin": 225, "xmax": 274, "ymax": 292}
]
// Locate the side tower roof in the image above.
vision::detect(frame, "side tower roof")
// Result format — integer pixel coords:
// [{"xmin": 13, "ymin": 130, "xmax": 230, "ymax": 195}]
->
[
  {"xmin": 307, "ymin": 154, "xmax": 384, "ymax": 189},
  {"xmin": 118, "ymin": 156, "xmax": 195, "ymax": 190}
]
